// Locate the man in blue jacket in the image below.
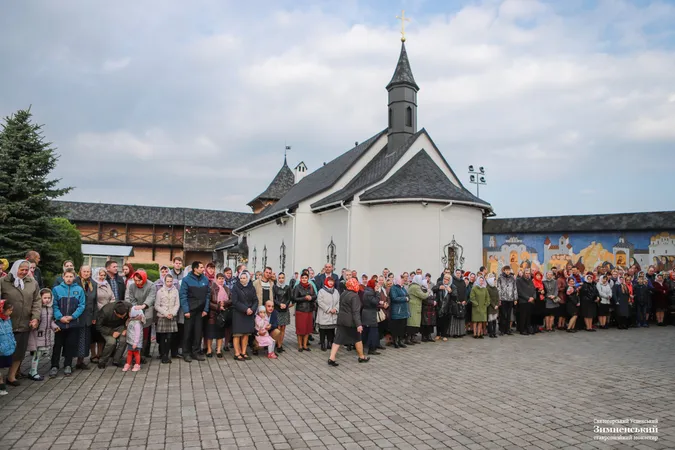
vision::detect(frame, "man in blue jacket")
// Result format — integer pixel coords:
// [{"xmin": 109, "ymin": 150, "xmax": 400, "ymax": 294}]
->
[{"xmin": 179, "ymin": 261, "xmax": 210, "ymax": 362}]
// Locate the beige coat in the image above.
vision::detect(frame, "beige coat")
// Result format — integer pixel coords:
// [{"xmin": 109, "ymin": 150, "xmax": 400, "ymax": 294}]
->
[{"xmin": 0, "ymin": 274, "xmax": 41, "ymax": 332}]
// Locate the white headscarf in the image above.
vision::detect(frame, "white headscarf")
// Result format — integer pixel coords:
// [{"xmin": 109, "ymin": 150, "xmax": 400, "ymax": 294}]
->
[
  {"xmin": 9, "ymin": 259, "xmax": 29, "ymax": 290},
  {"xmin": 487, "ymin": 274, "xmax": 496, "ymax": 287},
  {"xmin": 412, "ymin": 274, "xmax": 424, "ymax": 286},
  {"xmin": 93, "ymin": 268, "xmax": 109, "ymax": 287}
]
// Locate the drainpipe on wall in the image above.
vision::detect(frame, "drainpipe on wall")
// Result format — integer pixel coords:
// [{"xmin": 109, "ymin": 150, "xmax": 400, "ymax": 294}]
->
[
  {"xmin": 285, "ymin": 210, "xmax": 296, "ymax": 274},
  {"xmin": 439, "ymin": 202, "xmax": 453, "ymax": 272},
  {"xmin": 339, "ymin": 201, "xmax": 351, "ymax": 268}
]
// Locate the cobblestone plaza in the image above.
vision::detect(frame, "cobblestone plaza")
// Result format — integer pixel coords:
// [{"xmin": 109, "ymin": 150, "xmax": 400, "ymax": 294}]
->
[{"xmin": 1, "ymin": 326, "xmax": 673, "ymax": 450}]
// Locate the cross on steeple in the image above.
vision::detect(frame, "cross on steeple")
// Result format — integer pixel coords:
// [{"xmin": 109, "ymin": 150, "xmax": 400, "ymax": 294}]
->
[{"xmin": 396, "ymin": 10, "xmax": 411, "ymax": 42}]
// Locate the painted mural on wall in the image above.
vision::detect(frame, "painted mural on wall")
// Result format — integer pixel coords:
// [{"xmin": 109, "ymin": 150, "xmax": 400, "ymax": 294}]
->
[{"xmin": 483, "ymin": 231, "xmax": 675, "ymax": 274}]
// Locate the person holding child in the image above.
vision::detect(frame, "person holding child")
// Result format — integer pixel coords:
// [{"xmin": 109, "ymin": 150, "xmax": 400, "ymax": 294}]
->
[
  {"xmin": 0, "ymin": 300, "xmax": 16, "ymax": 395},
  {"xmin": 155, "ymin": 274, "xmax": 180, "ymax": 364},
  {"xmin": 255, "ymin": 305, "xmax": 277, "ymax": 359},
  {"xmin": 51, "ymin": 269, "xmax": 86, "ymax": 377},
  {"xmin": 125, "ymin": 269, "xmax": 156, "ymax": 363},
  {"xmin": 27, "ymin": 288, "xmax": 59, "ymax": 380}
]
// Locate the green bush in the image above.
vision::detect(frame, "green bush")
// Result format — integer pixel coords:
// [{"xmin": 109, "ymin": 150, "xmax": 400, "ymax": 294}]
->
[
  {"xmin": 132, "ymin": 262, "xmax": 159, "ymax": 272},
  {"xmin": 144, "ymin": 270, "xmax": 160, "ymax": 282}
]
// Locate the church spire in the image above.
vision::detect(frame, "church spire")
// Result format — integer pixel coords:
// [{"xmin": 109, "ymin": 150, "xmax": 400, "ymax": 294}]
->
[{"xmin": 386, "ymin": 38, "xmax": 419, "ymax": 151}]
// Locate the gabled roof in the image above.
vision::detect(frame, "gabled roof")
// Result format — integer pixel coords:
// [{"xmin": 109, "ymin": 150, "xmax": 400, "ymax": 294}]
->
[
  {"xmin": 236, "ymin": 130, "xmax": 386, "ymax": 230},
  {"xmin": 247, "ymin": 160, "xmax": 295, "ymax": 207},
  {"xmin": 56, "ymin": 201, "xmax": 253, "ymax": 229},
  {"xmin": 358, "ymin": 150, "xmax": 491, "ymax": 207},
  {"xmin": 311, "ymin": 130, "xmax": 423, "ymax": 210},
  {"xmin": 386, "ymin": 42, "xmax": 419, "ymax": 91},
  {"xmin": 484, "ymin": 211, "xmax": 675, "ymax": 234}
]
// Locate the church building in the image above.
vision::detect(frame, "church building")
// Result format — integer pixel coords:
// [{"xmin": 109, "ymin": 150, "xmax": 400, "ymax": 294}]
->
[{"xmin": 233, "ymin": 39, "xmax": 493, "ymax": 276}]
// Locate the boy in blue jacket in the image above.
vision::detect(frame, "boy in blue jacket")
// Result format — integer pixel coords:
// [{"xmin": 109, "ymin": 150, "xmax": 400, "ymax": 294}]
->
[{"xmin": 51, "ymin": 269, "xmax": 86, "ymax": 377}]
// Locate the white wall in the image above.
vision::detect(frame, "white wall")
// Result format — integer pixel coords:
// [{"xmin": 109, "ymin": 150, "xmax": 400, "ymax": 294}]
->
[
  {"xmin": 350, "ymin": 202, "xmax": 483, "ymax": 276},
  {"xmin": 245, "ymin": 218, "xmax": 294, "ymax": 275}
]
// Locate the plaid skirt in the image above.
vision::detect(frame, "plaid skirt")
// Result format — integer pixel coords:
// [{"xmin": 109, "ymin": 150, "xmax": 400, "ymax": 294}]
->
[{"xmin": 156, "ymin": 317, "xmax": 178, "ymax": 334}]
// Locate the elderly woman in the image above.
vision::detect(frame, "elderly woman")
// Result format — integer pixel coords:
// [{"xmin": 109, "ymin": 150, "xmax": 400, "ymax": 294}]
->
[
  {"xmin": 317, "ymin": 277, "xmax": 340, "ymax": 351},
  {"xmin": 293, "ymin": 271, "xmax": 316, "ymax": 352},
  {"xmin": 580, "ymin": 273, "xmax": 600, "ymax": 331},
  {"xmin": 543, "ymin": 271, "xmax": 559, "ymax": 332},
  {"xmin": 206, "ymin": 272, "xmax": 232, "ymax": 357},
  {"xmin": 0, "ymin": 260, "xmax": 40, "ymax": 386},
  {"xmin": 327, "ymin": 278, "xmax": 369, "ymax": 366},
  {"xmin": 389, "ymin": 276, "xmax": 409, "ymax": 348},
  {"xmin": 231, "ymin": 271, "xmax": 258, "ymax": 361},
  {"xmin": 419, "ymin": 280, "xmax": 437, "ymax": 342},
  {"xmin": 470, "ymin": 276, "xmax": 490, "ymax": 338},
  {"xmin": 406, "ymin": 275, "xmax": 425, "ymax": 345},
  {"xmin": 361, "ymin": 276, "xmax": 382, "ymax": 355}
]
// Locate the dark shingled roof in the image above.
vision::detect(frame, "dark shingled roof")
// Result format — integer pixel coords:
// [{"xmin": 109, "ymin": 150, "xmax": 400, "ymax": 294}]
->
[
  {"xmin": 358, "ymin": 149, "xmax": 491, "ymax": 206},
  {"xmin": 237, "ymin": 130, "xmax": 387, "ymax": 228},
  {"xmin": 484, "ymin": 211, "xmax": 675, "ymax": 234},
  {"xmin": 214, "ymin": 235, "xmax": 238, "ymax": 251},
  {"xmin": 311, "ymin": 130, "xmax": 422, "ymax": 209},
  {"xmin": 247, "ymin": 160, "xmax": 295, "ymax": 207},
  {"xmin": 56, "ymin": 201, "xmax": 253, "ymax": 229},
  {"xmin": 386, "ymin": 42, "xmax": 419, "ymax": 91}
]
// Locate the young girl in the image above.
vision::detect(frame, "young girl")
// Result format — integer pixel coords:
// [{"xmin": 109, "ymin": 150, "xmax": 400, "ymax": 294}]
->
[
  {"xmin": 28, "ymin": 289, "xmax": 59, "ymax": 380},
  {"xmin": 255, "ymin": 305, "xmax": 277, "ymax": 359},
  {"xmin": 124, "ymin": 308, "xmax": 145, "ymax": 372},
  {"xmin": 0, "ymin": 300, "xmax": 16, "ymax": 395},
  {"xmin": 155, "ymin": 274, "xmax": 179, "ymax": 364}
]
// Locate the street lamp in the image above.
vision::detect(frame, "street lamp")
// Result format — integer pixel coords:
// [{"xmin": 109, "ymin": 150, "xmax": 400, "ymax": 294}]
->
[{"xmin": 468, "ymin": 165, "xmax": 487, "ymax": 197}]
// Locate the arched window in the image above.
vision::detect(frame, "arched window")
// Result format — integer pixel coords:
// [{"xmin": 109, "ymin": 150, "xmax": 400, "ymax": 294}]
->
[
  {"xmin": 405, "ymin": 106, "xmax": 412, "ymax": 127},
  {"xmin": 388, "ymin": 108, "xmax": 392, "ymax": 129}
]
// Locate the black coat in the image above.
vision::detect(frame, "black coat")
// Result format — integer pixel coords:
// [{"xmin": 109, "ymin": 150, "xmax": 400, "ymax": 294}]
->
[
  {"xmin": 273, "ymin": 284, "xmax": 292, "ymax": 311},
  {"xmin": 612, "ymin": 284, "xmax": 631, "ymax": 317},
  {"xmin": 293, "ymin": 284, "xmax": 316, "ymax": 313},
  {"xmin": 361, "ymin": 287, "xmax": 379, "ymax": 327},
  {"xmin": 452, "ymin": 276, "xmax": 467, "ymax": 302},
  {"xmin": 80, "ymin": 279, "xmax": 97, "ymax": 324},
  {"xmin": 434, "ymin": 283, "xmax": 456, "ymax": 317},
  {"xmin": 106, "ymin": 274, "xmax": 126, "ymax": 301},
  {"xmin": 579, "ymin": 282, "xmax": 598, "ymax": 305},
  {"xmin": 337, "ymin": 290, "xmax": 362, "ymax": 328},
  {"xmin": 633, "ymin": 283, "xmax": 651, "ymax": 306},
  {"xmin": 516, "ymin": 276, "xmax": 536, "ymax": 303},
  {"xmin": 231, "ymin": 281, "xmax": 258, "ymax": 335}
]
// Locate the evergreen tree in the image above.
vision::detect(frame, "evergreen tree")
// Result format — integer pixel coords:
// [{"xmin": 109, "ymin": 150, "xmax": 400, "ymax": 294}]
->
[{"xmin": 0, "ymin": 108, "xmax": 72, "ymax": 266}]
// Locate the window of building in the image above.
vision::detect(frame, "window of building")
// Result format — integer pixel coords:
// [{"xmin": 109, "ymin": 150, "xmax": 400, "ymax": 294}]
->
[
  {"xmin": 388, "ymin": 108, "xmax": 392, "ymax": 128},
  {"xmin": 405, "ymin": 106, "xmax": 412, "ymax": 127}
]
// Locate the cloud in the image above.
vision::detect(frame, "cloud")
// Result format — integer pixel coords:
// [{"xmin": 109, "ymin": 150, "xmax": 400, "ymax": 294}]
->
[{"xmin": 1, "ymin": 0, "xmax": 674, "ymax": 217}]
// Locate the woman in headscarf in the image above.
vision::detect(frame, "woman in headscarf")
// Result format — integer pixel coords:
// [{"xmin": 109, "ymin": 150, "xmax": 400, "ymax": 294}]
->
[
  {"xmin": 579, "ymin": 273, "xmax": 600, "ymax": 331},
  {"xmin": 469, "ymin": 276, "xmax": 489, "ymax": 338},
  {"xmin": 434, "ymin": 273, "xmax": 454, "ymax": 341},
  {"xmin": 633, "ymin": 272, "xmax": 651, "ymax": 327},
  {"xmin": 230, "ymin": 271, "xmax": 258, "ymax": 361},
  {"xmin": 361, "ymin": 276, "xmax": 382, "ymax": 355},
  {"xmin": 75, "ymin": 266, "xmax": 96, "ymax": 370},
  {"xmin": 419, "ymin": 279, "xmax": 437, "ymax": 342},
  {"xmin": 293, "ymin": 271, "xmax": 316, "ymax": 352},
  {"xmin": 0, "ymin": 258, "xmax": 9, "ymax": 278},
  {"xmin": 405, "ymin": 274, "xmax": 425, "ymax": 345},
  {"xmin": 0, "ymin": 260, "xmax": 40, "ymax": 386},
  {"xmin": 327, "ymin": 278, "xmax": 369, "ymax": 366},
  {"xmin": 317, "ymin": 277, "xmax": 340, "ymax": 351},
  {"xmin": 596, "ymin": 275, "xmax": 613, "ymax": 329},
  {"xmin": 273, "ymin": 272, "xmax": 292, "ymax": 353},
  {"xmin": 389, "ymin": 276, "xmax": 409, "ymax": 348},
  {"xmin": 90, "ymin": 268, "xmax": 113, "ymax": 363},
  {"xmin": 531, "ymin": 271, "xmax": 546, "ymax": 333},
  {"xmin": 377, "ymin": 275, "xmax": 391, "ymax": 347},
  {"xmin": 486, "ymin": 273, "xmax": 499, "ymax": 338},
  {"xmin": 612, "ymin": 275, "xmax": 632, "ymax": 330},
  {"xmin": 206, "ymin": 272, "xmax": 231, "ymax": 357},
  {"xmin": 543, "ymin": 271, "xmax": 559, "ymax": 332},
  {"xmin": 652, "ymin": 273, "xmax": 668, "ymax": 326}
]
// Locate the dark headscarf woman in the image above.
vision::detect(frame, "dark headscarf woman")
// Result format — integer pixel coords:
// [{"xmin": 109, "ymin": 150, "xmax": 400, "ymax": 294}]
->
[
  {"xmin": 579, "ymin": 273, "xmax": 599, "ymax": 331},
  {"xmin": 405, "ymin": 275, "xmax": 425, "ymax": 345},
  {"xmin": 231, "ymin": 271, "xmax": 258, "ymax": 361},
  {"xmin": 206, "ymin": 273, "xmax": 231, "ymax": 357},
  {"xmin": 361, "ymin": 276, "xmax": 381, "ymax": 355},
  {"xmin": 293, "ymin": 271, "xmax": 316, "ymax": 352},
  {"xmin": 327, "ymin": 278, "xmax": 369, "ymax": 367}
]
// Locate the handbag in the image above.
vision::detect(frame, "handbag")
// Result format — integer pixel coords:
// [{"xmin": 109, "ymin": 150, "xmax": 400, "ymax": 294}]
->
[
  {"xmin": 377, "ymin": 309, "xmax": 386, "ymax": 323},
  {"xmin": 216, "ymin": 307, "xmax": 232, "ymax": 328}
]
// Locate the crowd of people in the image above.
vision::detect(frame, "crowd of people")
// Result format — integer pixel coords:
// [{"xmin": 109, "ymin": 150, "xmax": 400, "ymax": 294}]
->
[{"xmin": 1, "ymin": 251, "xmax": 674, "ymax": 395}]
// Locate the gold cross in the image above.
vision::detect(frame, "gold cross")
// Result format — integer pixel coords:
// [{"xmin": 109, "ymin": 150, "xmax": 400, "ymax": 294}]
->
[{"xmin": 396, "ymin": 10, "xmax": 411, "ymax": 42}]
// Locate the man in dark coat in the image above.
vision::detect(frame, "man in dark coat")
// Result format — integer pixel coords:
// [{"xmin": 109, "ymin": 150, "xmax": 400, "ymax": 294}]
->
[
  {"xmin": 105, "ymin": 260, "xmax": 126, "ymax": 302},
  {"xmin": 516, "ymin": 268, "xmax": 536, "ymax": 335},
  {"xmin": 96, "ymin": 301, "xmax": 131, "ymax": 368},
  {"xmin": 179, "ymin": 261, "xmax": 210, "ymax": 362}
]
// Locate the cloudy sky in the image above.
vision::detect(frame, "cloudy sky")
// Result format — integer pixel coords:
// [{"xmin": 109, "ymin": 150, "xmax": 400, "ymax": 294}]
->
[{"xmin": 1, "ymin": 0, "xmax": 674, "ymax": 218}]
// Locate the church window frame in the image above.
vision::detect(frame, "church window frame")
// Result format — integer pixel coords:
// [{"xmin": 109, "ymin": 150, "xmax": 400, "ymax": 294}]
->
[
  {"xmin": 326, "ymin": 237, "xmax": 337, "ymax": 267},
  {"xmin": 388, "ymin": 108, "xmax": 393, "ymax": 129},
  {"xmin": 442, "ymin": 236, "xmax": 465, "ymax": 271},
  {"xmin": 262, "ymin": 245, "xmax": 267, "ymax": 268},
  {"xmin": 252, "ymin": 247, "xmax": 257, "ymax": 273},
  {"xmin": 405, "ymin": 106, "xmax": 412, "ymax": 127},
  {"xmin": 280, "ymin": 241, "xmax": 286, "ymax": 273}
]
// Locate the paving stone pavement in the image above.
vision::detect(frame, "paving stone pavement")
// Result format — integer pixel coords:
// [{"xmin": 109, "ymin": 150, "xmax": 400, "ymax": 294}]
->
[{"xmin": 1, "ymin": 325, "xmax": 674, "ymax": 450}]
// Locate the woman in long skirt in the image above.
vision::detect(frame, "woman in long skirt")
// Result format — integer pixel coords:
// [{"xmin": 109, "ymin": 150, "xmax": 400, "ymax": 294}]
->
[{"xmin": 389, "ymin": 276, "xmax": 409, "ymax": 348}]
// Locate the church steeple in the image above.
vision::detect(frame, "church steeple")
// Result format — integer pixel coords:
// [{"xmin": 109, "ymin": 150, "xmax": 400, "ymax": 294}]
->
[{"xmin": 386, "ymin": 41, "xmax": 419, "ymax": 151}]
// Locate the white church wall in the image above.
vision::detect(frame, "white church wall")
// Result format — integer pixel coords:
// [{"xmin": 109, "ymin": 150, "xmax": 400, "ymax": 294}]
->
[
  {"xmin": 440, "ymin": 205, "xmax": 484, "ymax": 272},
  {"xmin": 245, "ymin": 219, "xmax": 293, "ymax": 275},
  {"xmin": 316, "ymin": 208, "xmax": 348, "ymax": 271}
]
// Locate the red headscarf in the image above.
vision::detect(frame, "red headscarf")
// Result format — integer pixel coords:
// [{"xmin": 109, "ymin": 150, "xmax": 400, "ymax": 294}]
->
[
  {"xmin": 0, "ymin": 300, "xmax": 9, "ymax": 320},
  {"xmin": 324, "ymin": 277, "xmax": 335, "ymax": 288},
  {"xmin": 133, "ymin": 269, "xmax": 148, "ymax": 288},
  {"xmin": 346, "ymin": 278, "xmax": 360, "ymax": 292}
]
